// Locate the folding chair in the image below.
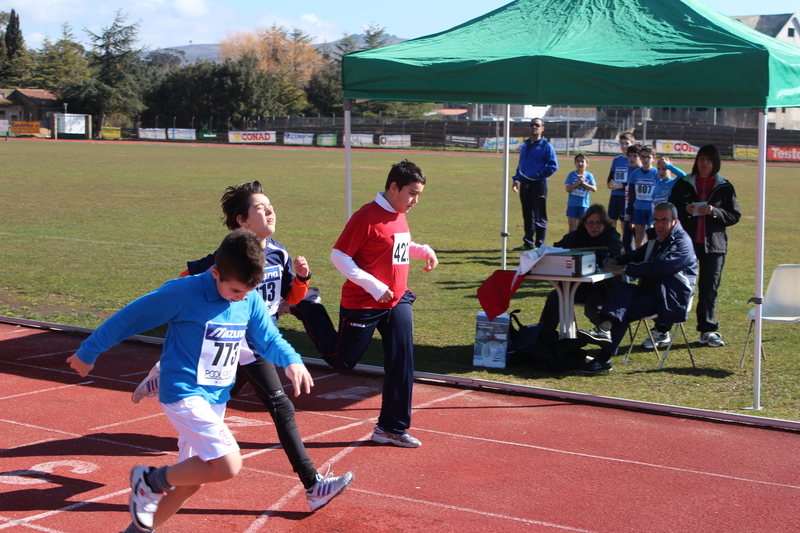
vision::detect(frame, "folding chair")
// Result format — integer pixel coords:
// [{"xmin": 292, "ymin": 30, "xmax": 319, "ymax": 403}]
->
[
  {"xmin": 623, "ymin": 296, "xmax": 695, "ymax": 371},
  {"xmin": 741, "ymin": 264, "xmax": 800, "ymax": 367}
]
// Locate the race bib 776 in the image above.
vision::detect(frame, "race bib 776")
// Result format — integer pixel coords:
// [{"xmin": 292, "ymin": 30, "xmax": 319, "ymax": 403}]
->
[{"xmin": 197, "ymin": 322, "xmax": 246, "ymax": 387}]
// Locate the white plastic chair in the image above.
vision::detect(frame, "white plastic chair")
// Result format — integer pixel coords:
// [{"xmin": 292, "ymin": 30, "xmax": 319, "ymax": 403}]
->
[
  {"xmin": 740, "ymin": 265, "xmax": 800, "ymax": 367},
  {"xmin": 624, "ymin": 295, "xmax": 695, "ymax": 371}
]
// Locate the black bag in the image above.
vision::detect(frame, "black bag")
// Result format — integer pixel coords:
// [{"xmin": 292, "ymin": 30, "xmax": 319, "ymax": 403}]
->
[
  {"xmin": 507, "ymin": 310, "xmax": 542, "ymax": 357},
  {"xmin": 509, "ymin": 310, "xmax": 587, "ymax": 371}
]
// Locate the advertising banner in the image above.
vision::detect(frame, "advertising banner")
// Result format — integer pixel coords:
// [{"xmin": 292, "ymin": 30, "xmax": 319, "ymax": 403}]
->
[
  {"xmin": 11, "ymin": 121, "xmax": 40, "ymax": 135},
  {"xmin": 445, "ymin": 135, "xmax": 480, "ymax": 148},
  {"xmin": 768, "ymin": 145, "xmax": 800, "ymax": 162},
  {"xmin": 284, "ymin": 132, "xmax": 315, "ymax": 145},
  {"xmin": 350, "ymin": 133, "xmax": 375, "ymax": 146},
  {"xmin": 198, "ymin": 130, "xmax": 218, "ymax": 139},
  {"xmin": 167, "ymin": 128, "xmax": 197, "ymax": 140},
  {"xmin": 58, "ymin": 114, "xmax": 86, "ymax": 134},
  {"xmin": 139, "ymin": 128, "xmax": 167, "ymax": 140},
  {"xmin": 102, "ymin": 127, "xmax": 121, "ymax": 139},
  {"xmin": 0, "ymin": 120, "xmax": 8, "ymax": 132},
  {"xmin": 734, "ymin": 145, "xmax": 758, "ymax": 160},
  {"xmin": 656, "ymin": 140, "xmax": 698, "ymax": 155},
  {"xmin": 316, "ymin": 133, "xmax": 338, "ymax": 147},
  {"xmin": 228, "ymin": 131, "xmax": 276, "ymax": 143},
  {"xmin": 480, "ymin": 137, "xmax": 524, "ymax": 150},
  {"xmin": 379, "ymin": 135, "xmax": 412, "ymax": 147}
]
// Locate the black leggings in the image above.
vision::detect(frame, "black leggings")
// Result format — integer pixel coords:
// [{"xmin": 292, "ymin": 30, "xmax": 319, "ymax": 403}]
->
[{"xmin": 230, "ymin": 357, "xmax": 317, "ymax": 489}]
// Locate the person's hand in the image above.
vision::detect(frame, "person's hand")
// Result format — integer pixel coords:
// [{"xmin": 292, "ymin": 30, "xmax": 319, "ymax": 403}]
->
[
  {"xmin": 609, "ymin": 265, "xmax": 625, "ymax": 276},
  {"xmin": 67, "ymin": 354, "xmax": 93, "ymax": 377},
  {"xmin": 377, "ymin": 288, "xmax": 394, "ymax": 303},
  {"xmin": 659, "ymin": 156, "xmax": 671, "ymax": 168},
  {"xmin": 607, "ymin": 180, "xmax": 616, "ymax": 190},
  {"xmin": 423, "ymin": 250, "xmax": 439, "ymax": 272},
  {"xmin": 512, "ymin": 182, "xmax": 519, "ymax": 194},
  {"xmin": 696, "ymin": 204, "xmax": 713, "ymax": 216},
  {"xmin": 284, "ymin": 363, "xmax": 314, "ymax": 396},
  {"xmin": 294, "ymin": 255, "xmax": 309, "ymax": 278}
]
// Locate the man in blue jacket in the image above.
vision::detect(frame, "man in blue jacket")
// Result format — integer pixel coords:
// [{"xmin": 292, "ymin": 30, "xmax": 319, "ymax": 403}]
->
[
  {"xmin": 577, "ymin": 202, "xmax": 697, "ymax": 374},
  {"xmin": 512, "ymin": 118, "xmax": 558, "ymax": 250}
]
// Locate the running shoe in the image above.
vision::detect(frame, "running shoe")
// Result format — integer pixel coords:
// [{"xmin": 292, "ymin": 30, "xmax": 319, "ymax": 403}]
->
[
  {"xmin": 129, "ymin": 466, "xmax": 165, "ymax": 532},
  {"xmin": 131, "ymin": 362, "xmax": 160, "ymax": 403},
  {"xmin": 306, "ymin": 470, "xmax": 355, "ymax": 511},
  {"xmin": 578, "ymin": 326, "xmax": 612, "ymax": 345},
  {"xmin": 302, "ymin": 287, "xmax": 322, "ymax": 305},
  {"xmin": 577, "ymin": 358, "xmax": 613, "ymax": 375},
  {"xmin": 371, "ymin": 425, "xmax": 422, "ymax": 448},
  {"xmin": 642, "ymin": 329, "xmax": 670, "ymax": 350},
  {"xmin": 699, "ymin": 331, "xmax": 726, "ymax": 347}
]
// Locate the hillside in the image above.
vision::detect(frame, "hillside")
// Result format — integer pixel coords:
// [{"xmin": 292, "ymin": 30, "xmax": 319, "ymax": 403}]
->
[{"xmin": 166, "ymin": 34, "xmax": 406, "ymax": 64}]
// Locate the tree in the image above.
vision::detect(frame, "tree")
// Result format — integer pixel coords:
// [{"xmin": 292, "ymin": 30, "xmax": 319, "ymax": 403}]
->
[
  {"xmin": 61, "ymin": 11, "xmax": 144, "ymax": 133},
  {"xmin": 363, "ymin": 24, "xmax": 389, "ymax": 50},
  {"xmin": 29, "ymin": 24, "xmax": 91, "ymax": 92},
  {"xmin": 0, "ymin": 9, "xmax": 29, "ymax": 86}
]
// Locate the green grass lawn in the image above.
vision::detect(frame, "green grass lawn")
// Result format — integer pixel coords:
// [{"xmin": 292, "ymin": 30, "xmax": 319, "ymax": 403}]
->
[{"xmin": 2, "ymin": 139, "xmax": 799, "ymax": 420}]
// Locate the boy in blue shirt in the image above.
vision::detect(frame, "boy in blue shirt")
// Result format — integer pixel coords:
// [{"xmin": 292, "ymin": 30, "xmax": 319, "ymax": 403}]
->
[
  {"xmin": 606, "ymin": 133, "xmax": 635, "ymax": 250},
  {"xmin": 651, "ymin": 156, "xmax": 686, "ymax": 210},
  {"xmin": 626, "ymin": 145, "xmax": 659, "ymax": 248},
  {"xmin": 67, "ymin": 229, "xmax": 314, "ymax": 533},
  {"xmin": 564, "ymin": 153, "xmax": 596, "ymax": 232}
]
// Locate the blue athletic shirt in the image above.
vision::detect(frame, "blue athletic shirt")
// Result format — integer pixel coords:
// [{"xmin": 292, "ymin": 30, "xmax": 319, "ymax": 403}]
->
[
  {"xmin": 627, "ymin": 166, "xmax": 660, "ymax": 214},
  {"xmin": 651, "ymin": 164, "xmax": 687, "ymax": 209},
  {"xmin": 512, "ymin": 138, "xmax": 558, "ymax": 182},
  {"xmin": 565, "ymin": 171, "xmax": 595, "ymax": 208},
  {"xmin": 609, "ymin": 155, "xmax": 631, "ymax": 198},
  {"xmin": 75, "ymin": 269, "xmax": 303, "ymax": 405}
]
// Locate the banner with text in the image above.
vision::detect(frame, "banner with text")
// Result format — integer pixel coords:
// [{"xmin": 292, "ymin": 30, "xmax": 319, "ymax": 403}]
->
[
  {"xmin": 480, "ymin": 137, "xmax": 524, "ymax": 150},
  {"xmin": 768, "ymin": 145, "xmax": 800, "ymax": 162},
  {"xmin": 656, "ymin": 140, "xmax": 698, "ymax": 155},
  {"xmin": 316, "ymin": 133, "xmax": 337, "ymax": 147},
  {"xmin": 168, "ymin": 128, "xmax": 197, "ymax": 140},
  {"xmin": 379, "ymin": 135, "xmax": 411, "ymax": 147},
  {"xmin": 139, "ymin": 128, "xmax": 167, "ymax": 140},
  {"xmin": 350, "ymin": 133, "xmax": 375, "ymax": 146},
  {"xmin": 58, "ymin": 114, "xmax": 86, "ymax": 134},
  {"xmin": 0, "ymin": 120, "xmax": 8, "ymax": 132},
  {"xmin": 734, "ymin": 145, "xmax": 758, "ymax": 160},
  {"xmin": 198, "ymin": 129, "xmax": 217, "ymax": 139},
  {"xmin": 284, "ymin": 132, "xmax": 314, "ymax": 145},
  {"xmin": 102, "ymin": 127, "xmax": 121, "ymax": 139},
  {"xmin": 228, "ymin": 131, "xmax": 276, "ymax": 143},
  {"xmin": 11, "ymin": 122, "xmax": 40, "ymax": 135},
  {"xmin": 445, "ymin": 135, "xmax": 480, "ymax": 148}
]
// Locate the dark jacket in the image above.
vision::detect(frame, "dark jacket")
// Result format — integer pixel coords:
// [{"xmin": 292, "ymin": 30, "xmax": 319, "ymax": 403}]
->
[
  {"xmin": 554, "ymin": 225, "xmax": 623, "ymax": 265},
  {"xmin": 615, "ymin": 222, "xmax": 697, "ymax": 324},
  {"xmin": 668, "ymin": 174, "xmax": 740, "ymax": 253}
]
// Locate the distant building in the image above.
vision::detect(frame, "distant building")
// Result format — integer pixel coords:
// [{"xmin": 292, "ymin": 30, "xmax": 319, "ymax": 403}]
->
[
  {"xmin": 0, "ymin": 89, "xmax": 60, "ymax": 123},
  {"xmin": 732, "ymin": 13, "xmax": 800, "ymax": 47}
]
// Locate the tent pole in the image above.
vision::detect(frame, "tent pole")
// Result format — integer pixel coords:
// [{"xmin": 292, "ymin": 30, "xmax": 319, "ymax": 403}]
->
[
  {"xmin": 344, "ymin": 98, "xmax": 353, "ymax": 221},
  {"xmin": 752, "ymin": 110, "xmax": 768, "ymax": 410},
  {"xmin": 501, "ymin": 105, "xmax": 511, "ymax": 269}
]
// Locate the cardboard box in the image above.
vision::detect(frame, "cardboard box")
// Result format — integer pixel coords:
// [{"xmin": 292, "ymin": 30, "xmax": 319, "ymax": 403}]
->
[
  {"xmin": 527, "ymin": 251, "xmax": 596, "ymax": 277},
  {"xmin": 473, "ymin": 312, "xmax": 510, "ymax": 369}
]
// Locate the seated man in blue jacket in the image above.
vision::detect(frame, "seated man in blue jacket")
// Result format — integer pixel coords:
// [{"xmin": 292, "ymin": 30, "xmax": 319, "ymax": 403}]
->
[{"xmin": 577, "ymin": 202, "xmax": 697, "ymax": 375}]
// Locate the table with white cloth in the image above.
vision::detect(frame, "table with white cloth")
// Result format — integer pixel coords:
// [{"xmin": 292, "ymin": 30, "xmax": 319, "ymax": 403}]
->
[{"xmin": 524, "ymin": 271, "xmax": 616, "ymax": 339}]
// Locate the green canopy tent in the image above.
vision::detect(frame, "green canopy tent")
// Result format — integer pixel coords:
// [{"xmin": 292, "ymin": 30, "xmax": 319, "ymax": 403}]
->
[{"xmin": 340, "ymin": 0, "xmax": 800, "ymax": 410}]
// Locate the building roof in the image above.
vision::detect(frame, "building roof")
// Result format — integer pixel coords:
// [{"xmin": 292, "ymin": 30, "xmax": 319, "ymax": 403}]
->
[
  {"xmin": 13, "ymin": 89, "xmax": 59, "ymax": 107},
  {"xmin": 732, "ymin": 13, "xmax": 795, "ymax": 37}
]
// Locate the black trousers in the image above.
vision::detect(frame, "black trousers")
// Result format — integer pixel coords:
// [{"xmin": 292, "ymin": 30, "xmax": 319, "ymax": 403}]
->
[
  {"xmin": 519, "ymin": 179, "xmax": 548, "ymax": 247},
  {"xmin": 693, "ymin": 243, "xmax": 726, "ymax": 333},
  {"xmin": 230, "ymin": 357, "xmax": 318, "ymax": 489}
]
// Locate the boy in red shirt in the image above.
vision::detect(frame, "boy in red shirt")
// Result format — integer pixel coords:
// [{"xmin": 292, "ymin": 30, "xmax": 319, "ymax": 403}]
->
[{"xmin": 293, "ymin": 160, "xmax": 438, "ymax": 447}]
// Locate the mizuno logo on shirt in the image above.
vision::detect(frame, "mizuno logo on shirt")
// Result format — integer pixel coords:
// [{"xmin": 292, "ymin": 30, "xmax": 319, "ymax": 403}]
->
[{"xmin": 208, "ymin": 327, "xmax": 246, "ymax": 339}]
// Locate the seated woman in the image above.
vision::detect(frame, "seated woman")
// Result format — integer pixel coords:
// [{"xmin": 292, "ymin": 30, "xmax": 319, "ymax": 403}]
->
[{"xmin": 537, "ymin": 204, "xmax": 623, "ymax": 333}]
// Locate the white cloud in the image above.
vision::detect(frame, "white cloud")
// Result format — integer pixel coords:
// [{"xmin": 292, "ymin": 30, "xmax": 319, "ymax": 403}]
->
[{"xmin": 172, "ymin": 0, "xmax": 209, "ymax": 18}]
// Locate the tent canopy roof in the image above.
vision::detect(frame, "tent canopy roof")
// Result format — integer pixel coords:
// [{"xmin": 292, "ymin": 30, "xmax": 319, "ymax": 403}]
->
[{"xmin": 342, "ymin": 0, "xmax": 800, "ymax": 108}]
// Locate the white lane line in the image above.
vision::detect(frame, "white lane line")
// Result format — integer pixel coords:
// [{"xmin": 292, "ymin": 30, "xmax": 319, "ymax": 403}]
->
[
  {"xmin": 16, "ymin": 350, "xmax": 77, "ymax": 361},
  {"xmin": 0, "ymin": 488, "xmax": 131, "ymax": 530},
  {"xmin": 0, "ymin": 382, "xmax": 94, "ymax": 401},
  {"xmin": 90, "ymin": 412, "xmax": 165, "ymax": 431}
]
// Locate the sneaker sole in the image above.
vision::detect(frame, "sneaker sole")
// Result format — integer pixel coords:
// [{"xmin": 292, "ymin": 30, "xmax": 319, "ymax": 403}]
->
[
  {"xmin": 578, "ymin": 331, "xmax": 613, "ymax": 345},
  {"xmin": 129, "ymin": 467, "xmax": 154, "ymax": 532},
  {"xmin": 699, "ymin": 340, "xmax": 725, "ymax": 347},
  {"xmin": 308, "ymin": 473, "xmax": 355, "ymax": 512},
  {"xmin": 372, "ymin": 434, "xmax": 422, "ymax": 448}
]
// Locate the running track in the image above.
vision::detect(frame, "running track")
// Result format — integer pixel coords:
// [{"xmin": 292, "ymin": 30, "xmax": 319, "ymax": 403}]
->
[{"xmin": 2, "ymin": 321, "xmax": 799, "ymax": 533}]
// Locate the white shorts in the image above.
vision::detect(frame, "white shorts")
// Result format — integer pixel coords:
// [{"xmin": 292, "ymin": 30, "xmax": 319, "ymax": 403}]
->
[{"xmin": 161, "ymin": 396, "xmax": 239, "ymax": 462}]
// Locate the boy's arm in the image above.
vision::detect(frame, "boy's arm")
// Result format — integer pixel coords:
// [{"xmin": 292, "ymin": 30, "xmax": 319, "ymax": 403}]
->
[
  {"xmin": 331, "ymin": 248, "xmax": 388, "ymax": 300},
  {"xmin": 584, "ymin": 173, "xmax": 597, "ymax": 192},
  {"xmin": 666, "ymin": 163, "xmax": 686, "ymax": 178},
  {"xmin": 409, "ymin": 242, "xmax": 438, "ymax": 272},
  {"xmin": 283, "ymin": 255, "xmax": 309, "ymax": 305}
]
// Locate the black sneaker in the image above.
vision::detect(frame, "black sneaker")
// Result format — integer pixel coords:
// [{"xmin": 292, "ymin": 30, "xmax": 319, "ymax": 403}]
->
[
  {"xmin": 578, "ymin": 359, "xmax": 612, "ymax": 375},
  {"xmin": 512, "ymin": 244, "xmax": 533, "ymax": 251},
  {"xmin": 578, "ymin": 326, "xmax": 612, "ymax": 345}
]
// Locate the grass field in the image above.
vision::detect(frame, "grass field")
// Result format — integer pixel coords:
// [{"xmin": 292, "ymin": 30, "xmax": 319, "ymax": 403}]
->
[{"xmin": 2, "ymin": 139, "xmax": 799, "ymax": 421}]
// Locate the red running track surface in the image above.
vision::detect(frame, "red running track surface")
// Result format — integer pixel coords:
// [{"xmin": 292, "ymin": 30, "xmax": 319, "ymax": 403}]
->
[{"xmin": 1, "ymin": 322, "xmax": 799, "ymax": 533}]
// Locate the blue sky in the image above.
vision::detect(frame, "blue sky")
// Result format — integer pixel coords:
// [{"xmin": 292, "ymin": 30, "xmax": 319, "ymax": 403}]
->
[{"xmin": 6, "ymin": 0, "xmax": 799, "ymax": 51}]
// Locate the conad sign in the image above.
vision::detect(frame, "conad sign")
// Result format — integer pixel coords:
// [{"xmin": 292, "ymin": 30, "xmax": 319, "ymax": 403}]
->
[{"xmin": 228, "ymin": 131, "xmax": 276, "ymax": 143}]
